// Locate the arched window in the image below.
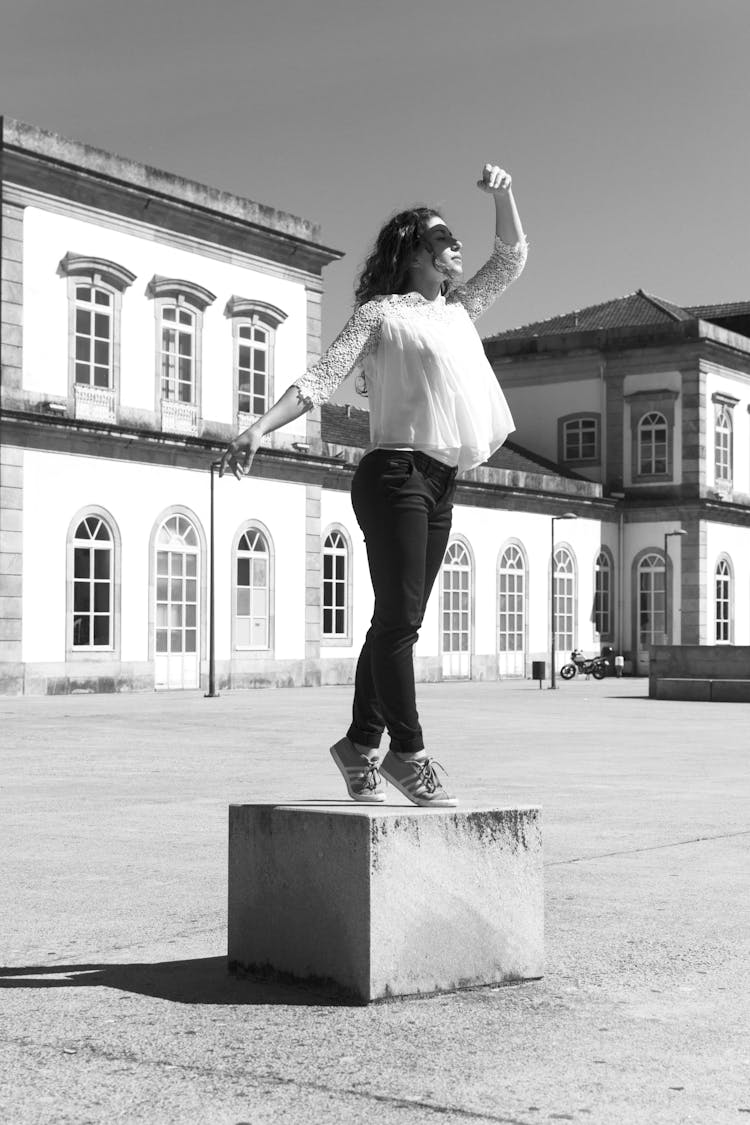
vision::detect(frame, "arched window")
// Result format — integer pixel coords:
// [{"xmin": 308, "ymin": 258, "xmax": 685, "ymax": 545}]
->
[
  {"xmin": 225, "ymin": 297, "xmax": 287, "ymax": 425},
  {"xmin": 497, "ymin": 542, "xmax": 527, "ymax": 676},
  {"xmin": 553, "ymin": 546, "xmax": 576, "ymax": 652},
  {"xmin": 637, "ymin": 552, "xmax": 665, "ymax": 650},
  {"xmin": 70, "ymin": 514, "xmax": 115, "ymax": 649},
  {"xmin": 715, "ymin": 406, "xmax": 733, "ymax": 484},
  {"xmin": 594, "ymin": 549, "xmax": 614, "ymax": 639},
  {"xmin": 154, "ymin": 514, "xmax": 200, "ymax": 689},
  {"xmin": 715, "ymin": 557, "xmax": 732, "ymax": 643},
  {"xmin": 235, "ymin": 527, "xmax": 271, "ymax": 650},
  {"xmin": 322, "ymin": 528, "xmax": 351, "ymax": 641},
  {"xmin": 638, "ymin": 412, "xmax": 668, "ymax": 476},
  {"xmin": 441, "ymin": 539, "xmax": 472, "ymax": 678}
]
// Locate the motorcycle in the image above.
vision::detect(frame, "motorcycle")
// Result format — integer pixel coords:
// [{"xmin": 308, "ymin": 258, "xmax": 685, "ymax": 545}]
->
[{"xmin": 560, "ymin": 649, "xmax": 609, "ymax": 681}]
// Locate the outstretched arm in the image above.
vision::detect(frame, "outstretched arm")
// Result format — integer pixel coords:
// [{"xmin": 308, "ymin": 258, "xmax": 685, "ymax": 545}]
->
[
  {"xmin": 219, "ymin": 298, "xmax": 383, "ymax": 479},
  {"xmin": 448, "ymin": 162, "xmax": 528, "ymax": 322},
  {"xmin": 477, "ymin": 163, "xmax": 525, "ymax": 246}
]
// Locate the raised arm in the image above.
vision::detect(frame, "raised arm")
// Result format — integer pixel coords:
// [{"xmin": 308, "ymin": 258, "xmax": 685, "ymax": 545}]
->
[
  {"xmin": 448, "ymin": 163, "xmax": 528, "ymax": 322},
  {"xmin": 219, "ymin": 298, "xmax": 383, "ymax": 479}
]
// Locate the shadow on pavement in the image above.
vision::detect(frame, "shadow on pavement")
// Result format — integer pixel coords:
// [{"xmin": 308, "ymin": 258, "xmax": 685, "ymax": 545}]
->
[{"xmin": 0, "ymin": 957, "xmax": 349, "ymax": 1007}]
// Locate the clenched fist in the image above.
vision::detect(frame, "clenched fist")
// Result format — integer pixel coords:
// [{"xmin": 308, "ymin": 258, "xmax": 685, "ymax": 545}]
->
[{"xmin": 476, "ymin": 163, "xmax": 512, "ymax": 194}]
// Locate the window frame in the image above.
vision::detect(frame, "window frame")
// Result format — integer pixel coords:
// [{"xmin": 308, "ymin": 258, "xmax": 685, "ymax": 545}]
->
[
  {"xmin": 497, "ymin": 540, "xmax": 528, "ymax": 660},
  {"xmin": 637, "ymin": 411, "xmax": 669, "ymax": 477},
  {"xmin": 440, "ymin": 535, "xmax": 475, "ymax": 667},
  {"xmin": 594, "ymin": 548, "xmax": 614, "ymax": 641},
  {"xmin": 559, "ymin": 413, "xmax": 600, "ymax": 465},
  {"xmin": 66, "ymin": 506, "xmax": 121, "ymax": 660},
  {"xmin": 714, "ymin": 555, "xmax": 733, "ymax": 644},
  {"xmin": 636, "ymin": 550, "xmax": 666, "ymax": 649},
  {"xmin": 552, "ymin": 544, "xmax": 577, "ymax": 653},
  {"xmin": 712, "ymin": 393, "xmax": 737, "ymax": 488},
  {"xmin": 321, "ymin": 524, "xmax": 353, "ymax": 646},
  {"xmin": 626, "ymin": 389, "xmax": 678, "ymax": 484},
  {"xmin": 58, "ymin": 253, "xmax": 135, "ymax": 419},
  {"xmin": 224, "ymin": 297, "xmax": 288, "ymax": 427},
  {"xmin": 147, "ymin": 276, "xmax": 216, "ymax": 433}
]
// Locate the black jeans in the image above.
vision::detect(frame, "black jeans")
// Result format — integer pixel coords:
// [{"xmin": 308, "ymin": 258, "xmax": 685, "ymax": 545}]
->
[{"xmin": 347, "ymin": 449, "xmax": 457, "ymax": 754}]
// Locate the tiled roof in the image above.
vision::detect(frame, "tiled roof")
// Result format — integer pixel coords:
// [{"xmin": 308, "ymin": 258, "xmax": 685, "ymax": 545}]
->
[
  {"xmin": 487, "ymin": 289, "xmax": 693, "ymax": 340},
  {"xmin": 687, "ymin": 301, "xmax": 750, "ymax": 319},
  {"xmin": 486, "ymin": 440, "xmax": 585, "ymax": 478},
  {"xmin": 321, "ymin": 403, "xmax": 370, "ymax": 447},
  {"xmin": 320, "ymin": 404, "xmax": 579, "ymax": 479}
]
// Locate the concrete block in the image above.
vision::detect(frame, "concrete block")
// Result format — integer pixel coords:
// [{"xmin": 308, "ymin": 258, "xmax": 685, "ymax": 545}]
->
[
  {"xmin": 228, "ymin": 803, "xmax": 543, "ymax": 1003},
  {"xmin": 654, "ymin": 677, "xmax": 711, "ymax": 701},
  {"xmin": 710, "ymin": 679, "xmax": 750, "ymax": 703}
]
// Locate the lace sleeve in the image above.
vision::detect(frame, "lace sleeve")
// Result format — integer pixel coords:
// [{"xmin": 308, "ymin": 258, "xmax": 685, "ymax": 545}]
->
[
  {"xmin": 291, "ymin": 299, "xmax": 385, "ymax": 408},
  {"xmin": 448, "ymin": 235, "xmax": 528, "ymax": 322}
]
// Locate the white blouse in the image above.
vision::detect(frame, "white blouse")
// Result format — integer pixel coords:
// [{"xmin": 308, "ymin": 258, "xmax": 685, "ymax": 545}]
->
[{"xmin": 293, "ymin": 235, "xmax": 528, "ymax": 472}]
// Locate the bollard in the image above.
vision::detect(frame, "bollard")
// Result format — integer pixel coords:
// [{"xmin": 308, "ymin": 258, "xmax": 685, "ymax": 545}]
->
[
  {"xmin": 614, "ymin": 655, "xmax": 624, "ymax": 678},
  {"xmin": 532, "ymin": 660, "xmax": 546, "ymax": 688}
]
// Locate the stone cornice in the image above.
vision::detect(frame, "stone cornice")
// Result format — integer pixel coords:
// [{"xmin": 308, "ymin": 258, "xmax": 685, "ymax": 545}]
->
[
  {"xmin": 0, "ymin": 409, "xmax": 616, "ymax": 515},
  {"xmin": 1, "ymin": 119, "xmax": 344, "ymax": 276}
]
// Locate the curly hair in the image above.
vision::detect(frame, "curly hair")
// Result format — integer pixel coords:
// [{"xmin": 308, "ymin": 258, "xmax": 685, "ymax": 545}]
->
[{"xmin": 354, "ymin": 205, "xmax": 446, "ymax": 307}]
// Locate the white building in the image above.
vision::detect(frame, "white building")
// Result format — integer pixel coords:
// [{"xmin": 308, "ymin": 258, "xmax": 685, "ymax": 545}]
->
[
  {"xmin": 486, "ymin": 291, "xmax": 750, "ymax": 674},
  {"xmin": 1, "ymin": 118, "xmax": 615, "ymax": 695}
]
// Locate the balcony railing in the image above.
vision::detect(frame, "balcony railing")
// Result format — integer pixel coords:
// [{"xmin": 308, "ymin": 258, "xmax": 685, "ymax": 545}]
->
[
  {"xmin": 74, "ymin": 384, "xmax": 116, "ymax": 424},
  {"xmin": 161, "ymin": 399, "xmax": 200, "ymax": 436}
]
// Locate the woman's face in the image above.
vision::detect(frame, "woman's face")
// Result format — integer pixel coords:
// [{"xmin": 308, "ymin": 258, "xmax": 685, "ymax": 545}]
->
[{"xmin": 415, "ymin": 215, "xmax": 463, "ymax": 282}]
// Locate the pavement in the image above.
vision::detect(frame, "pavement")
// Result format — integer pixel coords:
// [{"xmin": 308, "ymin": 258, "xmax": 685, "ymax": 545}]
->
[{"xmin": 1, "ymin": 676, "xmax": 749, "ymax": 1125}]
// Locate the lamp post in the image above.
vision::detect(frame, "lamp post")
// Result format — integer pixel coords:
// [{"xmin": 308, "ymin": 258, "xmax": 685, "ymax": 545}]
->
[
  {"xmin": 663, "ymin": 528, "xmax": 688, "ymax": 645},
  {"xmin": 550, "ymin": 512, "xmax": 578, "ymax": 689},
  {"xmin": 205, "ymin": 459, "xmax": 222, "ymax": 699}
]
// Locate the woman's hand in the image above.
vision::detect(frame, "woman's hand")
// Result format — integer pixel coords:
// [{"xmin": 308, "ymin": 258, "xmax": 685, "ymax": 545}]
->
[
  {"xmin": 218, "ymin": 423, "xmax": 263, "ymax": 480},
  {"xmin": 476, "ymin": 163, "xmax": 512, "ymax": 194}
]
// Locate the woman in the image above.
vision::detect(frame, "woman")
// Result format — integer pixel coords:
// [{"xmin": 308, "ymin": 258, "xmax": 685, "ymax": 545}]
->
[{"xmin": 220, "ymin": 162, "xmax": 527, "ymax": 807}]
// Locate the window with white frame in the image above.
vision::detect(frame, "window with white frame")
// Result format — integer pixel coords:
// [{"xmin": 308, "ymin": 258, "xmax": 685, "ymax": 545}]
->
[
  {"xmin": 74, "ymin": 285, "xmax": 114, "ymax": 388},
  {"xmin": 322, "ymin": 529, "xmax": 350, "ymax": 640},
  {"xmin": 160, "ymin": 304, "xmax": 196, "ymax": 403},
  {"xmin": 498, "ymin": 544, "xmax": 526, "ymax": 652},
  {"xmin": 594, "ymin": 550, "xmax": 613, "ymax": 639},
  {"xmin": 442, "ymin": 541, "xmax": 472, "ymax": 655},
  {"xmin": 553, "ymin": 546, "xmax": 576, "ymax": 651},
  {"xmin": 238, "ymin": 323, "xmax": 270, "ymax": 416},
  {"xmin": 714, "ymin": 405, "xmax": 733, "ymax": 485},
  {"xmin": 235, "ymin": 527, "xmax": 271, "ymax": 650},
  {"xmin": 715, "ymin": 557, "xmax": 732, "ymax": 643},
  {"xmin": 637, "ymin": 412, "xmax": 669, "ymax": 476},
  {"xmin": 224, "ymin": 297, "xmax": 288, "ymax": 424},
  {"xmin": 561, "ymin": 415, "xmax": 599, "ymax": 463},
  {"xmin": 71, "ymin": 515, "xmax": 114, "ymax": 649},
  {"xmin": 637, "ymin": 552, "xmax": 665, "ymax": 649},
  {"xmin": 58, "ymin": 254, "xmax": 135, "ymax": 419},
  {"xmin": 146, "ymin": 277, "xmax": 215, "ymax": 432}
]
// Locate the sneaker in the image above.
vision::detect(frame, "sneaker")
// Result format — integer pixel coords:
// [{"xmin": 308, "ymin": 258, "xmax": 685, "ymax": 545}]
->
[
  {"xmin": 330, "ymin": 737, "xmax": 386, "ymax": 803},
  {"xmin": 380, "ymin": 751, "xmax": 457, "ymax": 807}
]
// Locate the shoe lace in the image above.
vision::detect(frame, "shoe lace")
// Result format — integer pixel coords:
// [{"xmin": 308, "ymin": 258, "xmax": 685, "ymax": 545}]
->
[
  {"xmin": 362, "ymin": 760, "xmax": 383, "ymax": 792},
  {"xmin": 415, "ymin": 757, "xmax": 449, "ymax": 794}
]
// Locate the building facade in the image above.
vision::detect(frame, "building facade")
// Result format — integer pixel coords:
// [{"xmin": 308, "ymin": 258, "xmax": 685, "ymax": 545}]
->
[
  {"xmin": 486, "ymin": 291, "xmax": 750, "ymax": 674},
  {"xmin": 5, "ymin": 118, "xmax": 702, "ymax": 696}
]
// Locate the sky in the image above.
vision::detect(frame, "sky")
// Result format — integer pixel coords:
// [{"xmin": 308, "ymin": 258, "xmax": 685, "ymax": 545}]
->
[{"xmin": 1, "ymin": 0, "xmax": 748, "ymax": 405}]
